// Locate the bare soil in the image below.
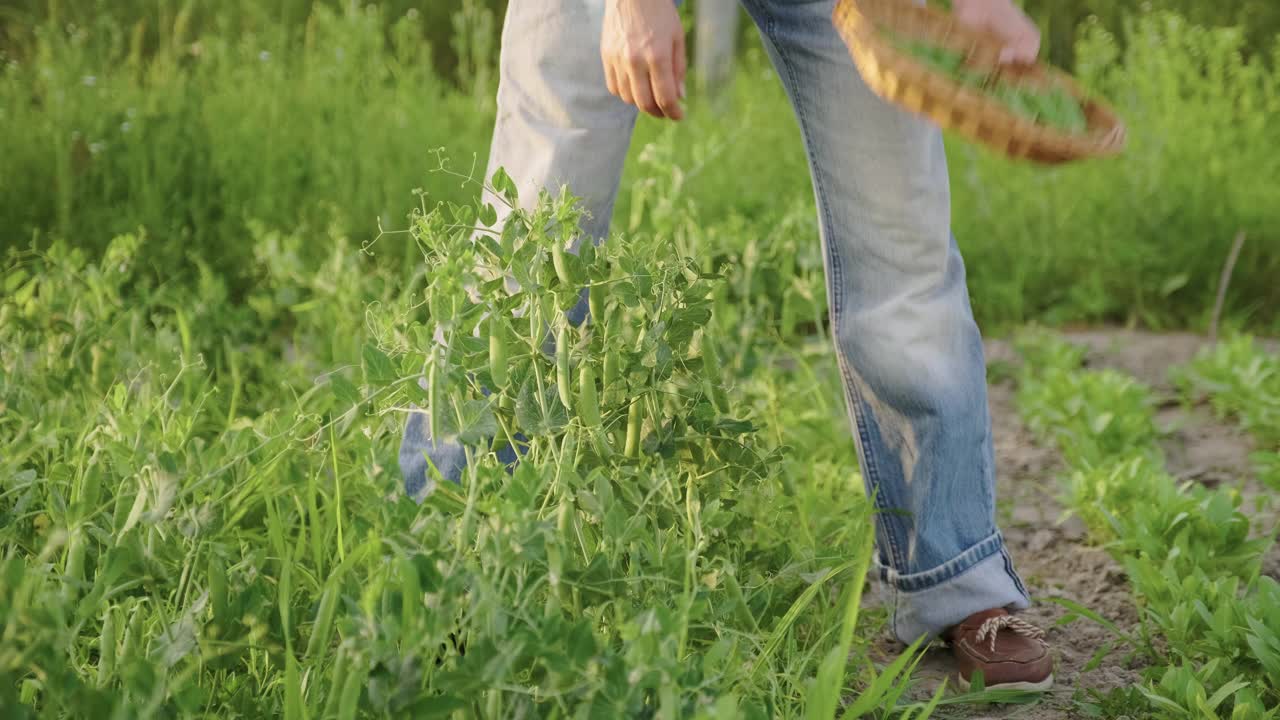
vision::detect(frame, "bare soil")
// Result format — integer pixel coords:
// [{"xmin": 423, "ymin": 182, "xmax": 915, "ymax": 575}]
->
[{"xmin": 861, "ymin": 329, "xmax": 1274, "ymax": 718}]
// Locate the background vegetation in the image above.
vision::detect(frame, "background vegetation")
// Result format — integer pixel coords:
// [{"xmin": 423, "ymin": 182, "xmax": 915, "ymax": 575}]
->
[
  {"xmin": 2, "ymin": 0, "xmax": 1278, "ymax": 717},
  {"xmin": 2, "ymin": 0, "xmax": 1277, "ymax": 331}
]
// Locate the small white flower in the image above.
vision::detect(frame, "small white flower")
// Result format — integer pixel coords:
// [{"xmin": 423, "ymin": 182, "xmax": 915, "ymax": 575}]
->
[
  {"xmin": 259, "ymin": 50, "xmax": 271, "ymax": 62},
  {"xmin": 82, "ymin": 75, "xmax": 96, "ymax": 87},
  {"xmin": 121, "ymin": 121, "xmax": 132, "ymax": 133},
  {"xmin": 407, "ymin": 8, "xmax": 419, "ymax": 20},
  {"xmin": 89, "ymin": 141, "xmax": 105, "ymax": 155}
]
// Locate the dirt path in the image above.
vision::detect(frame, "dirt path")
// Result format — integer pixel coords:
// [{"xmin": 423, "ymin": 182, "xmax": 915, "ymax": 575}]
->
[{"xmin": 859, "ymin": 328, "xmax": 1280, "ymax": 717}]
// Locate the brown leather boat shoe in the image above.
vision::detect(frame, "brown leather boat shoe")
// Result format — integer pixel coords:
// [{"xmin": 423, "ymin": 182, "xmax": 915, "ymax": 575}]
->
[{"xmin": 946, "ymin": 608, "xmax": 1054, "ymax": 692}]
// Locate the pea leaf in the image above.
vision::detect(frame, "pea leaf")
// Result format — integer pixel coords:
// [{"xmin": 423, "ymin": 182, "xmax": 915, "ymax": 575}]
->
[
  {"xmin": 567, "ymin": 620, "xmax": 597, "ymax": 665},
  {"xmin": 491, "ymin": 166, "xmax": 518, "ymax": 204},
  {"xmin": 362, "ymin": 343, "xmax": 397, "ymax": 385},
  {"xmin": 510, "ymin": 242, "xmax": 542, "ymax": 292},
  {"xmin": 454, "ymin": 399, "xmax": 498, "ymax": 445},
  {"xmin": 515, "ymin": 376, "xmax": 567, "ymax": 435},
  {"xmin": 329, "ymin": 373, "xmax": 361, "ymax": 409}
]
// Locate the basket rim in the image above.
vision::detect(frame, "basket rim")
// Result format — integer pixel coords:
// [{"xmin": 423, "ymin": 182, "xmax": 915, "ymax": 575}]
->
[{"xmin": 833, "ymin": 0, "xmax": 1126, "ymax": 162}]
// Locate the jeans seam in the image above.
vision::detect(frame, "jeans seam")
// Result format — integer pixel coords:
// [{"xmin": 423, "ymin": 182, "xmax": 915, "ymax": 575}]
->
[{"xmin": 1002, "ymin": 547, "xmax": 1031, "ymax": 599}]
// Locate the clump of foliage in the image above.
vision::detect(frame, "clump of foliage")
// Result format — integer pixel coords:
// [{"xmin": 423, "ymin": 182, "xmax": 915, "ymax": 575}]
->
[
  {"xmin": 1173, "ymin": 334, "xmax": 1280, "ymax": 494},
  {"xmin": 387, "ymin": 167, "xmax": 774, "ymax": 487}
]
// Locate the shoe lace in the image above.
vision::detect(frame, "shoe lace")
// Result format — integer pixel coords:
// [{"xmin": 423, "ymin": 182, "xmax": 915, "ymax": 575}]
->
[{"xmin": 975, "ymin": 615, "xmax": 1045, "ymax": 653}]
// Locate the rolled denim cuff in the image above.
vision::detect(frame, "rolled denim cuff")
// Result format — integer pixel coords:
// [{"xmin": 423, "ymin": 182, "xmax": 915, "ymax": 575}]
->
[{"xmin": 874, "ymin": 531, "xmax": 1032, "ymax": 644}]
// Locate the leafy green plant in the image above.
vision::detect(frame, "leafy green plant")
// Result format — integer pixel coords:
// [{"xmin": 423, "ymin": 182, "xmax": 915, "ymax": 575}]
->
[
  {"xmin": 1173, "ymin": 334, "xmax": 1280, "ymax": 447},
  {"xmin": 1016, "ymin": 366, "xmax": 1162, "ymax": 468},
  {"xmin": 1139, "ymin": 662, "xmax": 1277, "ymax": 720},
  {"xmin": 1014, "ymin": 333, "xmax": 1280, "ymax": 717}
]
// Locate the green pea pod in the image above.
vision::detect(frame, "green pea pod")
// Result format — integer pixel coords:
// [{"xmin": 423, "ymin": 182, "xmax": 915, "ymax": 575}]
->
[
  {"xmin": 624, "ymin": 398, "xmax": 643, "ymax": 458},
  {"xmin": 399, "ymin": 555, "xmax": 422, "ymax": 631},
  {"xmin": 488, "ymin": 315, "xmax": 508, "ymax": 389},
  {"xmin": 208, "ymin": 555, "xmax": 228, "ymax": 629},
  {"xmin": 306, "ymin": 584, "xmax": 339, "ymax": 663},
  {"xmin": 560, "ymin": 427, "xmax": 579, "ymax": 471},
  {"xmin": 97, "ymin": 607, "xmax": 116, "ymax": 687},
  {"xmin": 556, "ymin": 326, "xmax": 573, "ymax": 411},
  {"xmin": 122, "ymin": 603, "xmax": 146, "ymax": 659},
  {"xmin": 556, "ymin": 501, "xmax": 574, "ymax": 546},
  {"xmin": 427, "ymin": 347, "xmax": 442, "ymax": 441},
  {"xmin": 552, "ymin": 241, "xmax": 573, "ymax": 287},
  {"xmin": 702, "ymin": 338, "xmax": 731, "ymax": 414},
  {"xmin": 589, "ymin": 283, "xmax": 605, "ymax": 326},
  {"xmin": 999, "ymin": 85, "xmax": 1037, "ymax": 124},
  {"xmin": 545, "ymin": 540, "xmax": 563, "ymax": 617},
  {"xmin": 578, "ymin": 364, "xmax": 602, "ymax": 428},
  {"xmin": 1047, "ymin": 87, "xmax": 1086, "ymax": 133},
  {"xmin": 602, "ymin": 350, "xmax": 621, "ymax": 404},
  {"xmin": 63, "ymin": 528, "xmax": 86, "ymax": 600},
  {"xmin": 112, "ymin": 486, "xmax": 132, "ymax": 534}
]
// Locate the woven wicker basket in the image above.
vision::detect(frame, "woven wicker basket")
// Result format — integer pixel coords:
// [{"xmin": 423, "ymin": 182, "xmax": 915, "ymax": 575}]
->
[{"xmin": 833, "ymin": 0, "xmax": 1126, "ymax": 164}]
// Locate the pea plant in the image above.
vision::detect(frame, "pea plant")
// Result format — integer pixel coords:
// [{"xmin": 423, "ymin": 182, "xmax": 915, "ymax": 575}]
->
[{"xmin": 380, "ymin": 166, "xmax": 778, "ymax": 493}]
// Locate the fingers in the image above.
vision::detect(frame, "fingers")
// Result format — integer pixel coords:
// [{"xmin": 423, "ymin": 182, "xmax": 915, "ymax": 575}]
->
[
  {"xmin": 673, "ymin": 33, "xmax": 688, "ymax": 102},
  {"xmin": 953, "ymin": 0, "xmax": 1041, "ymax": 65},
  {"xmin": 601, "ymin": 40, "xmax": 686, "ymax": 119},
  {"xmin": 603, "ymin": 52, "xmax": 637, "ymax": 106},
  {"xmin": 996, "ymin": 17, "xmax": 1041, "ymax": 64},
  {"xmin": 1016, "ymin": 27, "xmax": 1042, "ymax": 63},
  {"xmin": 605, "ymin": 52, "xmax": 683, "ymax": 120},
  {"xmin": 599, "ymin": 0, "xmax": 686, "ymax": 121},
  {"xmin": 648, "ymin": 52, "xmax": 684, "ymax": 120},
  {"xmin": 628, "ymin": 63, "xmax": 662, "ymax": 118},
  {"xmin": 604, "ymin": 58, "xmax": 620, "ymax": 98}
]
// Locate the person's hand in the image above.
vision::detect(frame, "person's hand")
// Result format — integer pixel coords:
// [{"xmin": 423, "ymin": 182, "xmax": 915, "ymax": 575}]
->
[
  {"xmin": 952, "ymin": 0, "xmax": 1041, "ymax": 64},
  {"xmin": 602, "ymin": 0, "xmax": 687, "ymax": 120}
]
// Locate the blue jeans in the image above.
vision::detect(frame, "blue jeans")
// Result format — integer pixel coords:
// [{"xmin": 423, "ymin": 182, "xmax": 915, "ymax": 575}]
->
[{"xmin": 400, "ymin": 0, "xmax": 1031, "ymax": 643}]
